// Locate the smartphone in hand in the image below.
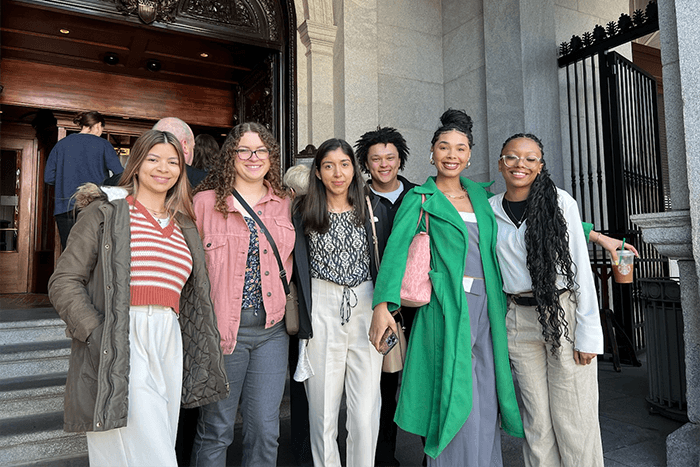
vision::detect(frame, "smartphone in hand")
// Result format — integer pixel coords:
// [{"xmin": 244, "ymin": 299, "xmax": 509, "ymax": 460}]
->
[{"xmin": 377, "ymin": 327, "xmax": 398, "ymax": 355}]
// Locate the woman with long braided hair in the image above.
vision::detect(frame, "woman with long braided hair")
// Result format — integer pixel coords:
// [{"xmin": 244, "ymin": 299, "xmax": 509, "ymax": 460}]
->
[{"xmin": 490, "ymin": 133, "xmax": 604, "ymax": 466}]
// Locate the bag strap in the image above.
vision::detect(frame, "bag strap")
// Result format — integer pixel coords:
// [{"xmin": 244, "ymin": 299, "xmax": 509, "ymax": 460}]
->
[
  {"xmin": 365, "ymin": 196, "xmax": 381, "ymax": 267},
  {"xmin": 231, "ymin": 188, "xmax": 290, "ymax": 295},
  {"xmin": 415, "ymin": 194, "xmax": 429, "ymax": 233}
]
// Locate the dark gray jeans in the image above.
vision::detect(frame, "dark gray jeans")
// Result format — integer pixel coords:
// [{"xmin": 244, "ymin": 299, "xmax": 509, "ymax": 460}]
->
[{"xmin": 191, "ymin": 307, "xmax": 289, "ymax": 467}]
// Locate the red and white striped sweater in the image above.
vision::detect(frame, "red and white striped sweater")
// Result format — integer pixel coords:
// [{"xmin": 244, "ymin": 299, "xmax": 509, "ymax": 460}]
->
[{"xmin": 128, "ymin": 197, "xmax": 193, "ymax": 313}]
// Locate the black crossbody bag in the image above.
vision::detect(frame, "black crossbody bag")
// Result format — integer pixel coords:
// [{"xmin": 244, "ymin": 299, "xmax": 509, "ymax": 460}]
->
[{"xmin": 231, "ymin": 189, "xmax": 299, "ymax": 334}]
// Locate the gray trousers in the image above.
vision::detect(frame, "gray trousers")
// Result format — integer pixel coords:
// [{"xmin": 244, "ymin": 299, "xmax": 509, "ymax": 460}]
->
[
  {"xmin": 428, "ymin": 284, "xmax": 503, "ymax": 467},
  {"xmin": 191, "ymin": 307, "xmax": 289, "ymax": 467}
]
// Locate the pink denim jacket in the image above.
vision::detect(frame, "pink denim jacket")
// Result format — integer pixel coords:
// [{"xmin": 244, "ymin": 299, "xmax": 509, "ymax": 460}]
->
[{"xmin": 193, "ymin": 184, "xmax": 294, "ymax": 354}]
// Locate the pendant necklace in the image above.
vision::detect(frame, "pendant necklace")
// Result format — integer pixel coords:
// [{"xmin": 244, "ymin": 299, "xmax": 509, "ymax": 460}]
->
[{"xmin": 503, "ymin": 198, "xmax": 527, "ymax": 228}]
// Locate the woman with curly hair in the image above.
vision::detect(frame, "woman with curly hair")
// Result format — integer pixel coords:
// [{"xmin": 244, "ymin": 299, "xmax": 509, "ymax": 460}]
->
[
  {"xmin": 190, "ymin": 122, "xmax": 295, "ymax": 466},
  {"xmin": 490, "ymin": 133, "xmax": 604, "ymax": 466}
]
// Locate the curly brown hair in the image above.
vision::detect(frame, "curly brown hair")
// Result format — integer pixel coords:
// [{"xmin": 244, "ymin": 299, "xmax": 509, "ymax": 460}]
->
[{"xmin": 195, "ymin": 122, "xmax": 286, "ymax": 218}]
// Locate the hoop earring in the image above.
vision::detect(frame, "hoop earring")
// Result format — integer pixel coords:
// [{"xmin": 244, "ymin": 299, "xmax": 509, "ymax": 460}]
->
[
  {"xmin": 466, "ymin": 160, "xmax": 471, "ymax": 168},
  {"xmin": 430, "ymin": 152, "xmax": 435, "ymax": 165}
]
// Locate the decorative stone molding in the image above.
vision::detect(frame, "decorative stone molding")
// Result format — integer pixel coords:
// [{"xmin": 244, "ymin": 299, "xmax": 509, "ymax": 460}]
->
[
  {"xmin": 298, "ymin": 20, "xmax": 337, "ymax": 56},
  {"xmin": 301, "ymin": 0, "xmax": 334, "ymax": 24},
  {"xmin": 630, "ymin": 210, "xmax": 693, "ymax": 260}
]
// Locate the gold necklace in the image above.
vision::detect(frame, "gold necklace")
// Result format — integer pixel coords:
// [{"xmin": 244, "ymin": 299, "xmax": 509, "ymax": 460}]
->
[
  {"xmin": 143, "ymin": 205, "xmax": 167, "ymax": 218},
  {"xmin": 440, "ymin": 187, "xmax": 467, "ymax": 199}
]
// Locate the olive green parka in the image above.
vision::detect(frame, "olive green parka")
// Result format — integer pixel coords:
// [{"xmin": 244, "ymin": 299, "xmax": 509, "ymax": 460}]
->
[{"xmin": 48, "ymin": 184, "xmax": 229, "ymax": 433}]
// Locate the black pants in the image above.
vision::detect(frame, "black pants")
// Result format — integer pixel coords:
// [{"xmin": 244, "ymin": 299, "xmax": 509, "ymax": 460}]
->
[
  {"xmin": 376, "ymin": 372, "xmax": 400, "ymax": 465},
  {"xmin": 55, "ymin": 211, "xmax": 79, "ymax": 250},
  {"xmin": 289, "ymin": 334, "xmax": 313, "ymax": 466}
]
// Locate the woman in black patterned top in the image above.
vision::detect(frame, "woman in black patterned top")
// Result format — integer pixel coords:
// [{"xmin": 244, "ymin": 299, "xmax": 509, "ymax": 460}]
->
[{"xmin": 291, "ymin": 138, "xmax": 390, "ymax": 467}]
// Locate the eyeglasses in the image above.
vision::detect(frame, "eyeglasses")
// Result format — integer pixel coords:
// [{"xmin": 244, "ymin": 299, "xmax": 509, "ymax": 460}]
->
[
  {"xmin": 500, "ymin": 154, "xmax": 541, "ymax": 169},
  {"xmin": 235, "ymin": 148, "xmax": 270, "ymax": 160}
]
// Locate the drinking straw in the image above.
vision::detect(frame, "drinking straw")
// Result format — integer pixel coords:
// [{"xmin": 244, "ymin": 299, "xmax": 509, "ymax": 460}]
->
[{"xmin": 617, "ymin": 238, "xmax": 626, "ymax": 265}]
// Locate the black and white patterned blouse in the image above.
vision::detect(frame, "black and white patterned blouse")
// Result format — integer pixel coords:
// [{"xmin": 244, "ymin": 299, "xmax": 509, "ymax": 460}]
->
[{"xmin": 309, "ymin": 210, "xmax": 371, "ymax": 324}]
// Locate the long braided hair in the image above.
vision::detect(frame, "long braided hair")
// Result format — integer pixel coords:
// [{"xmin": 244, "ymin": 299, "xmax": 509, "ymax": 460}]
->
[{"xmin": 503, "ymin": 133, "xmax": 578, "ymax": 355}]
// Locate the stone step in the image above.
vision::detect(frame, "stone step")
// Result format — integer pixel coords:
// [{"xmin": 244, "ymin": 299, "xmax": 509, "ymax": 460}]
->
[
  {"xmin": 0, "ymin": 307, "xmax": 58, "ymax": 324},
  {"xmin": 0, "ymin": 340, "xmax": 71, "ymax": 362},
  {"xmin": 1, "ymin": 387, "xmax": 64, "ymax": 420},
  {"xmin": 0, "ymin": 418, "xmax": 86, "ymax": 465},
  {"xmin": 0, "ymin": 354, "xmax": 69, "ymax": 378},
  {"xmin": 13, "ymin": 453, "xmax": 88, "ymax": 467},
  {"xmin": 0, "ymin": 320, "xmax": 67, "ymax": 345},
  {"xmin": 0, "ymin": 372, "xmax": 67, "ymax": 393}
]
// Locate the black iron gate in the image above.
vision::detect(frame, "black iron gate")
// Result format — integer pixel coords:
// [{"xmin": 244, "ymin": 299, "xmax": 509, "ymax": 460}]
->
[{"xmin": 559, "ymin": 3, "xmax": 665, "ymax": 352}]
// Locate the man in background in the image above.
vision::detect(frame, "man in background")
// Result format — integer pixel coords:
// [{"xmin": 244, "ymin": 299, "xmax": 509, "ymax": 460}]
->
[
  {"xmin": 104, "ymin": 117, "xmax": 207, "ymax": 188},
  {"xmin": 355, "ymin": 127, "xmax": 416, "ymax": 467}
]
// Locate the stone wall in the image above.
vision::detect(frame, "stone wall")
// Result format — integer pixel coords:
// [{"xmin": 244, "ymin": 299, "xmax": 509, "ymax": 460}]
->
[
  {"xmin": 376, "ymin": 0, "xmax": 443, "ymax": 185},
  {"xmin": 296, "ymin": 0, "xmax": 634, "ymax": 188}
]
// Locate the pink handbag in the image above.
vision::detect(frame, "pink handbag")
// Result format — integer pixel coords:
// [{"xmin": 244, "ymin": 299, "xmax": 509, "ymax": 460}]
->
[{"xmin": 400, "ymin": 195, "xmax": 432, "ymax": 307}]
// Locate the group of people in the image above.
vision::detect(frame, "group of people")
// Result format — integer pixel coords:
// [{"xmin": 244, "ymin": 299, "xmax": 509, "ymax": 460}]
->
[{"xmin": 47, "ymin": 108, "xmax": 637, "ymax": 467}]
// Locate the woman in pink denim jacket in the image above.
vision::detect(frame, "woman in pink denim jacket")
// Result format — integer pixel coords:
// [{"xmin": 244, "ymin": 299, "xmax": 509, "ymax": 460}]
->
[{"xmin": 190, "ymin": 122, "xmax": 295, "ymax": 467}]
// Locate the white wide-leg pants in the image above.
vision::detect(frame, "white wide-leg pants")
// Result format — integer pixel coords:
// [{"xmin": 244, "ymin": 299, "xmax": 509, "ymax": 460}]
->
[
  {"xmin": 304, "ymin": 279, "xmax": 383, "ymax": 467},
  {"xmin": 506, "ymin": 293, "xmax": 603, "ymax": 467},
  {"xmin": 86, "ymin": 305, "xmax": 183, "ymax": 467}
]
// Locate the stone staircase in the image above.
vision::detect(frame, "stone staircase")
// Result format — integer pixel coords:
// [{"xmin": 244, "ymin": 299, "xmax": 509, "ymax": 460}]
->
[{"xmin": 0, "ymin": 305, "xmax": 88, "ymax": 466}]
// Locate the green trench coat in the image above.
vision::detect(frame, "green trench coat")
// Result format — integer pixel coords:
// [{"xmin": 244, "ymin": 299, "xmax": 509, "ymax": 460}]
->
[{"xmin": 372, "ymin": 176, "xmax": 525, "ymax": 458}]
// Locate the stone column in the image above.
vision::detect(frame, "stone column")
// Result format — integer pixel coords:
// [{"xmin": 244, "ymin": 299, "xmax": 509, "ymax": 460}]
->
[
  {"xmin": 483, "ymin": 0, "xmax": 563, "ymax": 190},
  {"xmin": 333, "ymin": 0, "xmax": 378, "ymax": 143},
  {"xmin": 631, "ymin": 0, "xmax": 700, "ymax": 464},
  {"xmin": 298, "ymin": 19, "xmax": 337, "ymax": 145}
]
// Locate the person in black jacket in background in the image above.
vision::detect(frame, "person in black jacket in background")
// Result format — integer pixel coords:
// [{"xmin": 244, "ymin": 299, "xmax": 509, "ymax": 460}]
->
[{"xmin": 355, "ymin": 127, "xmax": 417, "ymax": 467}]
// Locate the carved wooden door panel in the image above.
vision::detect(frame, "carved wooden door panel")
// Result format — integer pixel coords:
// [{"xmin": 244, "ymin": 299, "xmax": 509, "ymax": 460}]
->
[{"xmin": 240, "ymin": 54, "xmax": 277, "ymax": 137}]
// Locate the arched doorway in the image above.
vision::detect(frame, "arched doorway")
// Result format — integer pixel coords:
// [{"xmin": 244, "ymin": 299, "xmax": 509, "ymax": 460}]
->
[{"xmin": 0, "ymin": 0, "xmax": 297, "ymax": 293}]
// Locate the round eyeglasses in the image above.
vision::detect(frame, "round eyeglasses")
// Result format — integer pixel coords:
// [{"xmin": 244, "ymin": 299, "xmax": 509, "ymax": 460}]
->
[
  {"xmin": 235, "ymin": 148, "xmax": 270, "ymax": 160},
  {"xmin": 500, "ymin": 154, "xmax": 541, "ymax": 169}
]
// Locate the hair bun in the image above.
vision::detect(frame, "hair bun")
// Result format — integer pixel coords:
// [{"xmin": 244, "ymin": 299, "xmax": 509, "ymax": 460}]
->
[
  {"xmin": 440, "ymin": 109, "xmax": 473, "ymax": 133},
  {"xmin": 72, "ymin": 112, "xmax": 86, "ymax": 126}
]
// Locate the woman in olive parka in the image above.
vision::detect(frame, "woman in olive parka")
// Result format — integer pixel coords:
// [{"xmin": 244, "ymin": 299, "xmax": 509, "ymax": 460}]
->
[{"xmin": 370, "ymin": 110, "xmax": 524, "ymax": 466}]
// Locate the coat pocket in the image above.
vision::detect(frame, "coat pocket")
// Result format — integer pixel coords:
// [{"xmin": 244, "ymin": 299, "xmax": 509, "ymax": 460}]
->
[{"xmin": 82, "ymin": 322, "xmax": 104, "ymax": 386}]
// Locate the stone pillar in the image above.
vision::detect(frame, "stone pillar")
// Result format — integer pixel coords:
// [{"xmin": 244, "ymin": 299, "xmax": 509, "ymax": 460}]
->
[
  {"xmin": 333, "ymin": 0, "xmax": 378, "ymax": 143},
  {"xmin": 298, "ymin": 19, "xmax": 337, "ymax": 145},
  {"xmin": 483, "ymin": 0, "xmax": 563, "ymax": 190},
  {"xmin": 631, "ymin": 0, "xmax": 700, "ymax": 464}
]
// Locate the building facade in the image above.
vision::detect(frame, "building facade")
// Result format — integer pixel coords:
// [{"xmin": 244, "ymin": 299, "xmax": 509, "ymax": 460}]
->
[{"xmin": 1, "ymin": 0, "xmax": 698, "ymax": 463}]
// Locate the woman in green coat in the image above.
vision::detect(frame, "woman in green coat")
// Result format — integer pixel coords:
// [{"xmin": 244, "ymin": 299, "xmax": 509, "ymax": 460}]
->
[{"xmin": 370, "ymin": 109, "xmax": 524, "ymax": 465}]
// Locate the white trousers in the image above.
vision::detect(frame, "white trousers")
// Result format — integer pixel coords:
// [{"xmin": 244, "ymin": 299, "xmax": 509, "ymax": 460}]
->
[
  {"xmin": 86, "ymin": 305, "xmax": 183, "ymax": 467},
  {"xmin": 506, "ymin": 293, "xmax": 603, "ymax": 467},
  {"xmin": 304, "ymin": 279, "xmax": 383, "ymax": 467}
]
